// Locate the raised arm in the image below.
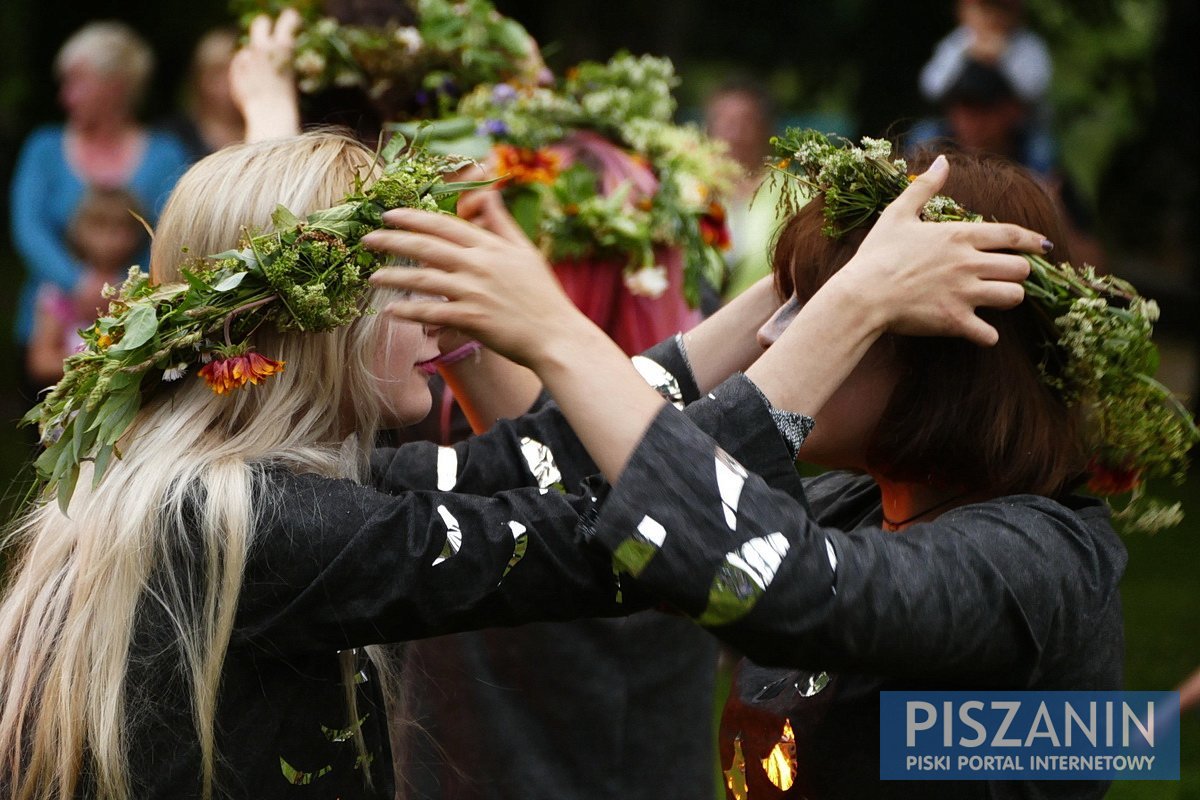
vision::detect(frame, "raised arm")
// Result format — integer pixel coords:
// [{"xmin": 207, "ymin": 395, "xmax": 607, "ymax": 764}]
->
[
  {"xmin": 366, "ymin": 156, "xmax": 1042, "ymax": 483},
  {"xmin": 230, "ymin": 11, "xmax": 302, "ymax": 142}
]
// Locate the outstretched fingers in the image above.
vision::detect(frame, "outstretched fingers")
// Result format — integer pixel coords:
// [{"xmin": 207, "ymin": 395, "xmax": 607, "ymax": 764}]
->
[
  {"xmin": 362, "ymin": 228, "xmax": 473, "ymax": 271},
  {"xmin": 457, "ymin": 190, "xmax": 531, "ymax": 246},
  {"xmin": 884, "ymin": 155, "xmax": 949, "ymax": 218},
  {"xmin": 947, "ymin": 221, "xmax": 1052, "ymax": 258},
  {"xmin": 380, "ymin": 207, "xmax": 496, "ymax": 249},
  {"xmin": 370, "ymin": 266, "xmax": 461, "ymax": 299}
]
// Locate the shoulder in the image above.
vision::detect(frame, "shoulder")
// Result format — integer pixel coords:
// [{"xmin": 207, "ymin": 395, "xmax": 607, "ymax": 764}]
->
[
  {"xmin": 17, "ymin": 125, "xmax": 65, "ymax": 159},
  {"xmin": 933, "ymin": 493, "xmax": 1127, "ymax": 595},
  {"xmin": 802, "ymin": 470, "xmax": 878, "ymax": 524},
  {"xmin": 143, "ymin": 129, "xmax": 192, "ymax": 166}
]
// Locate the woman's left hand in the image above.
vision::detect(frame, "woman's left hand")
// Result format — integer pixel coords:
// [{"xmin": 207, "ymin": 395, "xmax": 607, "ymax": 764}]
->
[
  {"xmin": 833, "ymin": 154, "xmax": 1046, "ymax": 347},
  {"xmin": 363, "ymin": 192, "xmax": 592, "ymax": 370}
]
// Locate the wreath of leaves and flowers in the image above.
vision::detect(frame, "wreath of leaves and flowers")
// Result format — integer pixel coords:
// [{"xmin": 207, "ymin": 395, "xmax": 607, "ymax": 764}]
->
[
  {"xmin": 233, "ymin": 0, "xmax": 543, "ymax": 117},
  {"xmin": 394, "ymin": 52, "xmax": 740, "ymax": 307},
  {"xmin": 23, "ymin": 136, "xmax": 489, "ymax": 510},
  {"xmin": 768, "ymin": 128, "xmax": 1200, "ymax": 532}
]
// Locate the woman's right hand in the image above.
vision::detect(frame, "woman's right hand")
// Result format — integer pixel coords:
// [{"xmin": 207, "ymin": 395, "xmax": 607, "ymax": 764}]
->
[{"xmin": 831, "ymin": 154, "xmax": 1047, "ymax": 347}]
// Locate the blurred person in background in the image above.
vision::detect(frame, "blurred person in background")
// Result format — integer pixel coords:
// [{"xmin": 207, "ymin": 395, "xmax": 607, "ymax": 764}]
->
[
  {"xmin": 9, "ymin": 21, "xmax": 189, "ymax": 398},
  {"xmin": 910, "ymin": 56, "xmax": 1105, "ymax": 270},
  {"xmin": 704, "ymin": 80, "xmax": 785, "ymax": 301},
  {"xmin": 163, "ymin": 28, "xmax": 246, "ymax": 162},
  {"xmin": 920, "ymin": 0, "xmax": 1052, "ymax": 120},
  {"xmin": 26, "ymin": 187, "xmax": 147, "ymax": 385}
]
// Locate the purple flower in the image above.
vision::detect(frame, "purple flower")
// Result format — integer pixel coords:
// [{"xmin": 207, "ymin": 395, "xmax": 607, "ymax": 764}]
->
[
  {"xmin": 478, "ymin": 119, "xmax": 509, "ymax": 137},
  {"xmin": 492, "ymin": 83, "xmax": 518, "ymax": 104}
]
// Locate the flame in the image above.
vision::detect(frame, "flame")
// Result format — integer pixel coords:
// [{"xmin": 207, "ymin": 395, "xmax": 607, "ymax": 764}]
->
[
  {"xmin": 724, "ymin": 734, "xmax": 749, "ymax": 800},
  {"xmin": 760, "ymin": 719, "xmax": 796, "ymax": 791}
]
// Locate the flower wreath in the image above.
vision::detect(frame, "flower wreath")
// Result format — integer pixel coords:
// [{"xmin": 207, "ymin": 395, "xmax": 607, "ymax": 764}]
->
[
  {"xmin": 768, "ymin": 128, "xmax": 1199, "ymax": 532},
  {"xmin": 233, "ymin": 0, "xmax": 543, "ymax": 116},
  {"xmin": 23, "ymin": 136, "xmax": 489, "ymax": 510},
  {"xmin": 394, "ymin": 52, "xmax": 740, "ymax": 307}
]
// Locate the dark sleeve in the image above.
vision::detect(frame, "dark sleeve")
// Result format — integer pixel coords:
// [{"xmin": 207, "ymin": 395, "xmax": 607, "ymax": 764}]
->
[
  {"xmin": 234, "ymin": 470, "xmax": 642, "ymax": 655},
  {"xmin": 368, "ymin": 334, "xmax": 707, "ymax": 497},
  {"xmin": 589, "ymin": 389, "xmax": 1115, "ymax": 685}
]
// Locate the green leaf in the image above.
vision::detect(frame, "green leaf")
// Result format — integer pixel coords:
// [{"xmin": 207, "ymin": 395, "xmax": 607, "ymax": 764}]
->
[
  {"xmin": 92, "ymin": 443, "xmax": 115, "ymax": 488},
  {"xmin": 213, "ymin": 272, "xmax": 248, "ymax": 292},
  {"xmin": 380, "ymin": 132, "xmax": 408, "ymax": 163},
  {"xmin": 508, "ymin": 190, "xmax": 542, "ymax": 240},
  {"xmin": 97, "ymin": 390, "xmax": 142, "ymax": 447},
  {"xmin": 57, "ymin": 463, "xmax": 80, "ymax": 515},
  {"xmin": 108, "ymin": 304, "xmax": 158, "ymax": 352},
  {"xmin": 428, "ymin": 177, "xmax": 498, "ymax": 197},
  {"xmin": 271, "ymin": 204, "xmax": 302, "ymax": 230},
  {"xmin": 34, "ymin": 435, "xmax": 65, "ymax": 477}
]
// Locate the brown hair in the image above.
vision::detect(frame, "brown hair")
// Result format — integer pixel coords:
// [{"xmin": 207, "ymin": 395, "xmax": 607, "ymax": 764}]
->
[
  {"xmin": 772, "ymin": 147, "xmax": 1086, "ymax": 497},
  {"xmin": 67, "ymin": 187, "xmax": 148, "ymax": 260}
]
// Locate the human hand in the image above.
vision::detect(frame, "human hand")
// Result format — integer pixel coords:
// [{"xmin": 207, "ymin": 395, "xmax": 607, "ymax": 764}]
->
[
  {"xmin": 230, "ymin": 9, "xmax": 302, "ymax": 141},
  {"xmin": 830, "ymin": 155, "xmax": 1048, "ymax": 347},
  {"xmin": 363, "ymin": 194, "xmax": 593, "ymax": 368}
]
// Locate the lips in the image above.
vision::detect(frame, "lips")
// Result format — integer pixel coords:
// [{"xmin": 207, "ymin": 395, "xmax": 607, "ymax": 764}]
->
[{"xmin": 415, "ymin": 355, "xmax": 442, "ymax": 375}]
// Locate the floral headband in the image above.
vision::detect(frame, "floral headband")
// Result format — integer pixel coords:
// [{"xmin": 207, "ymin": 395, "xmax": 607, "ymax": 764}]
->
[
  {"xmin": 233, "ymin": 0, "xmax": 543, "ymax": 115},
  {"xmin": 768, "ymin": 129, "xmax": 1199, "ymax": 532},
  {"xmin": 24, "ymin": 136, "xmax": 489, "ymax": 510},
  {"xmin": 395, "ymin": 52, "xmax": 740, "ymax": 308}
]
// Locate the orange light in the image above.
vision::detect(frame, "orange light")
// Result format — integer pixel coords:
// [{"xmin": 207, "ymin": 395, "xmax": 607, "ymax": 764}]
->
[{"xmin": 760, "ymin": 719, "xmax": 796, "ymax": 791}]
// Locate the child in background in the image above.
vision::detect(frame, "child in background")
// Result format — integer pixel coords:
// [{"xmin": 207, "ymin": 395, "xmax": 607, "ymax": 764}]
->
[{"xmin": 27, "ymin": 188, "xmax": 147, "ymax": 385}]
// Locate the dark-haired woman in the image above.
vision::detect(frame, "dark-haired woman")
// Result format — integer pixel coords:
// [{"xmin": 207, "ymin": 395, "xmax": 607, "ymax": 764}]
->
[{"xmin": 370, "ymin": 150, "xmax": 1124, "ymax": 800}]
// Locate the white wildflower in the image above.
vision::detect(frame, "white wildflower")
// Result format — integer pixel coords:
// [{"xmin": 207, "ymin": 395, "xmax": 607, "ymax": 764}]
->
[
  {"xmin": 394, "ymin": 26, "xmax": 423, "ymax": 54},
  {"xmin": 162, "ymin": 363, "xmax": 189, "ymax": 382},
  {"xmin": 624, "ymin": 265, "xmax": 669, "ymax": 299},
  {"xmin": 294, "ymin": 49, "xmax": 326, "ymax": 78}
]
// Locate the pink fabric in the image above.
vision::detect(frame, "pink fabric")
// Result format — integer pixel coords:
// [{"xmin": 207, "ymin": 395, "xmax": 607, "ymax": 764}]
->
[
  {"xmin": 553, "ymin": 247, "xmax": 701, "ymax": 356},
  {"xmin": 546, "ymin": 131, "xmax": 700, "ymax": 355},
  {"xmin": 548, "ymin": 130, "xmax": 660, "ymax": 200},
  {"xmin": 36, "ymin": 285, "xmax": 87, "ymax": 354}
]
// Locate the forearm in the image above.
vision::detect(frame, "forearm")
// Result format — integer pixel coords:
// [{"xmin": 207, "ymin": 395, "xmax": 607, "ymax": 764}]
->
[
  {"xmin": 441, "ymin": 347, "xmax": 542, "ymax": 434},
  {"xmin": 745, "ymin": 272, "xmax": 885, "ymax": 416},
  {"xmin": 681, "ymin": 275, "xmax": 779, "ymax": 393},
  {"xmin": 243, "ymin": 99, "xmax": 300, "ymax": 142},
  {"xmin": 533, "ymin": 318, "xmax": 667, "ymax": 483}
]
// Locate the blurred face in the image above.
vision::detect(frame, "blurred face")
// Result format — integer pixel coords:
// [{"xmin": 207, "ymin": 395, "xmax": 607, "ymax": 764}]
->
[
  {"xmin": 706, "ymin": 92, "xmax": 769, "ymax": 172},
  {"xmin": 59, "ymin": 62, "xmax": 132, "ymax": 126},
  {"xmin": 946, "ymin": 100, "xmax": 1026, "ymax": 156},
  {"xmin": 375, "ymin": 311, "xmax": 440, "ymax": 426},
  {"xmin": 757, "ymin": 294, "xmax": 900, "ymax": 470},
  {"xmin": 197, "ymin": 60, "xmax": 235, "ymax": 112},
  {"xmin": 76, "ymin": 211, "xmax": 142, "ymax": 271}
]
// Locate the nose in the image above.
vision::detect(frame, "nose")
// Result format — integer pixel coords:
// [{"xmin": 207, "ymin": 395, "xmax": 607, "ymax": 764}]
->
[{"xmin": 756, "ymin": 295, "xmax": 802, "ymax": 349}]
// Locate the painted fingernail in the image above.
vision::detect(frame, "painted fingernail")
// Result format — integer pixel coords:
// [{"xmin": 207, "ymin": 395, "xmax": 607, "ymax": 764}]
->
[{"xmin": 1041, "ymin": 238, "xmax": 1054, "ymax": 254}]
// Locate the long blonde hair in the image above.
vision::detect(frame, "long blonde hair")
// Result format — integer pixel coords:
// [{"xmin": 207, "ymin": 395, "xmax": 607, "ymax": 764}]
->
[{"xmin": 0, "ymin": 132, "xmax": 399, "ymax": 799}]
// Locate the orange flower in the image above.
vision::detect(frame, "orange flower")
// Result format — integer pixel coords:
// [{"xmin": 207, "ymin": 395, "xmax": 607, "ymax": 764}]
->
[
  {"xmin": 97, "ymin": 333, "xmax": 113, "ymax": 349},
  {"xmin": 199, "ymin": 350, "xmax": 285, "ymax": 395},
  {"xmin": 494, "ymin": 144, "xmax": 561, "ymax": 186},
  {"xmin": 1086, "ymin": 457, "xmax": 1140, "ymax": 496},
  {"xmin": 699, "ymin": 202, "xmax": 731, "ymax": 250}
]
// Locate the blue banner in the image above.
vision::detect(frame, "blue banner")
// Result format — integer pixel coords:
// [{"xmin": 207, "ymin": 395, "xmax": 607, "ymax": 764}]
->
[{"xmin": 880, "ymin": 691, "xmax": 1180, "ymax": 780}]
